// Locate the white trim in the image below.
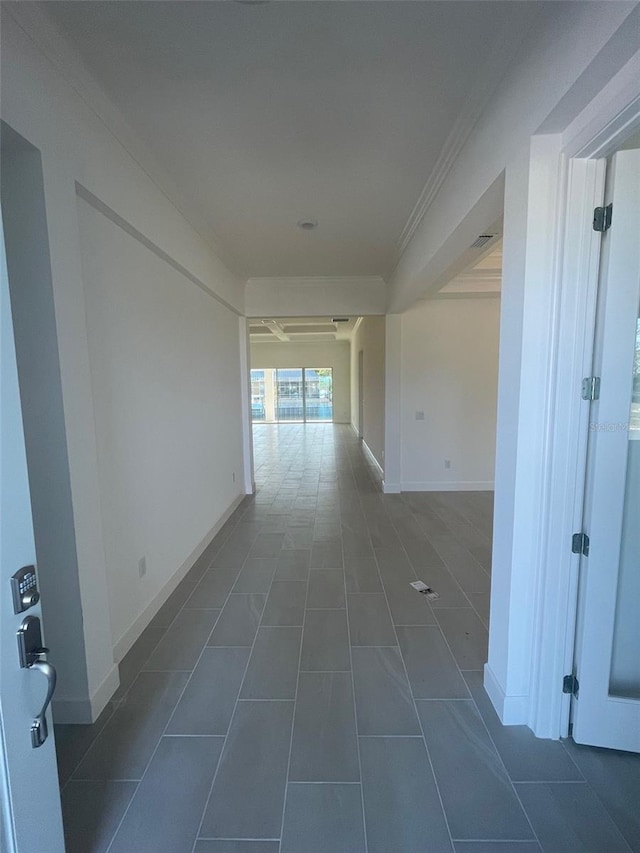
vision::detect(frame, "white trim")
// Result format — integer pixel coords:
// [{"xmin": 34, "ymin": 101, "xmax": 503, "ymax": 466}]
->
[
  {"xmin": 351, "ymin": 316, "xmax": 364, "ymax": 337},
  {"xmin": 350, "ymin": 422, "xmax": 359, "ymax": 438},
  {"xmin": 76, "ymin": 184, "xmax": 242, "ymax": 316},
  {"xmin": 402, "ymin": 480, "xmax": 494, "ymax": 492},
  {"xmin": 0, "ymin": 714, "xmax": 17, "ymax": 853},
  {"xmin": 394, "ymin": 18, "xmax": 532, "ymax": 264},
  {"xmin": 112, "ymin": 492, "xmax": 245, "ymax": 664},
  {"xmin": 362, "ymin": 439, "xmax": 384, "ymax": 478},
  {"xmin": 239, "ymin": 317, "xmax": 255, "ymax": 495},
  {"xmin": 5, "ymin": 2, "xmax": 240, "ymax": 276},
  {"xmin": 52, "ymin": 664, "xmax": 120, "ymax": 724},
  {"xmin": 523, "ymin": 81, "xmax": 640, "ymax": 740},
  {"xmin": 432, "ymin": 291, "xmax": 501, "ymax": 301},
  {"xmin": 382, "ymin": 481, "xmax": 401, "ymax": 494},
  {"xmin": 563, "ymin": 50, "xmax": 640, "ymax": 159},
  {"xmin": 246, "ymin": 275, "xmax": 385, "ymax": 292},
  {"xmin": 484, "ymin": 663, "xmax": 528, "ymax": 725},
  {"xmin": 527, "ymin": 156, "xmax": 606, "ymax": 740}
]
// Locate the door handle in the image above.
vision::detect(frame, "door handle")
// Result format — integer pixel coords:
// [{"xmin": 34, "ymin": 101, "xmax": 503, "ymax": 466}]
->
[
  {"xmin": 16, "ymin": 615, "xmax": 57, "ymax": 748},
  {"xmin": 29, "ymin": 660, "xmax": 56, "ymax": 748}
]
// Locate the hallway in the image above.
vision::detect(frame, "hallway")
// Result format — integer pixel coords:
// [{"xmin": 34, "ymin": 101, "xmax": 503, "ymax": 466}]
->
[{"xmin": 55, "ymin": 425, "xmax": 638, "ymax": 853}]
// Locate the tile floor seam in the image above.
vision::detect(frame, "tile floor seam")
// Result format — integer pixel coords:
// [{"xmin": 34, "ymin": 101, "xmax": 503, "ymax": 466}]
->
[
  {"xmin": 366, "ymin": 495, "xmax": 457, "ymax": 853},
  {"xmin": 342, "ymin": 473, "xmax": 369, "ymax": 853},
  {"xmin": 390, "ymin": 528, "xmax": 539, "ymax": 848},
  {"xmin": 188, "ymin": 537, "xmax": 285, "ymax": 853},
  {"xmin": 104, "ymin": 552, "xmax": 247, "ymax": 853},
  {"xmin": 62, "ymin": 427, "xmax": 639, "ymax": 853},
  {"xmin": 456, "ymin": 684, "xmax": 545, "ymax": 848}
]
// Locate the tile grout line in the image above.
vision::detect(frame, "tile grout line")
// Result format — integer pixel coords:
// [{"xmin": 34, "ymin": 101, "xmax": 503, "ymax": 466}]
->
[
  {"xmin": 62, "ymin": 514, "xmax": 249, "ymax": 799},
  {"xmin": 385, "ymin": 491, "xmax": 548, "ymax": 850},
  {"xmin": 188, "ymin": 524, "xmax": 285, "ymax": 853},
  {"xmin": 341, "ymin": 501, "xmax": 369, "ymax": 853},
  {"xmin": 276, "ymin": 549, "xmax": 310, "ymax": 852},
  {"xmin": 354, "ymin": 471, "xmax": 457, "ymax": 853},
  {"xmin": 104, "ymin": 508, "xmax": 254, "ymax": 853}
]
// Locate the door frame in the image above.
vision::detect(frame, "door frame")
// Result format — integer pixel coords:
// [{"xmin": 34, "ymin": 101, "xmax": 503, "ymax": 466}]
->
[
  {"xmin": 526, "ymin": 73, "xmax": 640, "ymax": 738},
  {"xmin": 358, "ymin": 350, "xmax": 364, "ymax": 440}
]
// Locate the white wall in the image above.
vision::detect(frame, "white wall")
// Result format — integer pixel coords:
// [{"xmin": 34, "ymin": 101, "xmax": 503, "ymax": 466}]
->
[
  {"xmin": 381, "ymin": 2, "xmax": 639, "ymax": 733},
  {"xmin": 350, "ymin": 317, "xmax": 385, "ymax": 468},
  {"xmin": 388, "ymin": 3, "xmax": 638, "ymax": 312},
  {"xmin": 78, "ymin": 196, "xmax": 244, "ymax": 650},
  {"xmin": 251, "ymin": 341, "xmax": 351, "ymax": 424},
  {"xmin": 401, "ymin": 298, "xmax": 500, "ymax": 490},
  {"xmin": 246, "ymin": 276, "xmax": 386, "ymax": 318},
  {"xmin": 1, "ymin": 7, "xmax": 246, "ymax": 720}
]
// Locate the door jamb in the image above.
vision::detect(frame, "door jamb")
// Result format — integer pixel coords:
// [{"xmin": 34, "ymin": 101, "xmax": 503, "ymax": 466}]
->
[{"xmin": 529, "ymin": 89, "xmax": 640, "ymax": 738}]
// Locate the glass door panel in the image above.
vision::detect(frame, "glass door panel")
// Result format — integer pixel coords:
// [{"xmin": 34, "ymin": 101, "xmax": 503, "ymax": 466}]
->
[
  {"xmin": 610, "ymin": 310, "xmax": 640, "ymax": 699},
  {"xmin": 250, "ymin": 368, "xmax": 266, "ymax": 422},
  {"xmin": 304, "ymin": 368, "xmax": 333, "ymax": 422},
  {"xmin": 250, "ymin": 368, "xmax": 277, "ymax": 422},
  {"xmin": 276, "ymin": 368, "xmax": 304, "ymax": 422},
  {"xmin": 572, "ymin": 147, "xmax": 640, "ymax": 751}
]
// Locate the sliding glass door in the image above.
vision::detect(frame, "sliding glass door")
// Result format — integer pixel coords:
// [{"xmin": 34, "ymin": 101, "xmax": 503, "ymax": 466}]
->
[
  {"xmin": 304, "ymin": 368, "xmax": 333, "ymax": 422},
  {"xmin": 250, "ymin": 368, "xmax": 333, "ymax": 423},
  {"xmin": 276, "ymin": 368, "xmax": 304, "ymax": 421}
]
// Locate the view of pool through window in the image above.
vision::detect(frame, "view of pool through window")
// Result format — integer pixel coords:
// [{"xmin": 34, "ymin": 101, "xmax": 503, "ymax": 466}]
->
[{"xmin": 250, "ymin": 368, "xmax": 333, "ymax": 423}]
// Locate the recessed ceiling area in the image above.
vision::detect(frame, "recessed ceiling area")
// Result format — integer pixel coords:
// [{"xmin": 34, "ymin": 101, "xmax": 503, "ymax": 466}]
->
[
  {"xmin": 249, "ymin": 316, "xmax": 358, "ymax": 343},
  {"xmin": 438, "ymin": 241, "xmax": 502, "ymax": 298},
  {"xmin": 41, "ymin": 1, "xmax": 543, "ymax": 279}
]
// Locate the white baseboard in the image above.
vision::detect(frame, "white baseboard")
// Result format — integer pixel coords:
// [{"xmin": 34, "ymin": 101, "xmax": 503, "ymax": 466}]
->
[
  {"xmin": 483, "ymin": 662, "xmax": 528, "ymax": 725},
  {"xmin": 382, "ymin": 481, "xmax": 401, "ymax": 494},
  {"xmin": 350, "ymin": 422, "xmax": 360, "ymax": 438},
  {"xmin": 401, "ymin": 480, "xmax": 494, "ymax": 492},
  {"xmin": 113, "ymin": 492, "xmax": 246, "ymax": 664},
  {"xmin": 53, "ymin": 663, "xmax": 120, "ymax": 724},
  {"xmin": 362, "ymin": 439, "xmax": 384, "ymax": 478}
]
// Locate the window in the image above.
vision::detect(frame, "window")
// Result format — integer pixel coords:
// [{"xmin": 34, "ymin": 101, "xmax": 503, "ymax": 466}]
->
[{"xmin": 250, "ymin": 368, "xmax": 333, "ymax": 423}]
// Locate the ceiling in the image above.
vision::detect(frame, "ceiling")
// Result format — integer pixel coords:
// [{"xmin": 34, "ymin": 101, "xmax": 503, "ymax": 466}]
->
[
  {"xmin": 250, "ymin": 316, "xmax": 358, "ymax": 344},
  {"xmin": 438, "ymin": 241, "xmax": 502, "ymax": 297},
  {"xmin": 42, "ymin": 1, "xmax": 542, "ymax": 279}
]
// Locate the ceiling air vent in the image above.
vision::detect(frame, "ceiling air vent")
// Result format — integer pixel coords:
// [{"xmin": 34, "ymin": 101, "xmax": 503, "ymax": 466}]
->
[
  {"xmin": 470, "ymin": 235, "xmax": 494, "ymax": 249},
  {"xmin": 332, "ymin": 318, "xmax": 349, "ymax": 323}
]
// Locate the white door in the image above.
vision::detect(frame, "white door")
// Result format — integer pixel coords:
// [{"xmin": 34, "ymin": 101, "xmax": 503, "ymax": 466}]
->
[
  {"xmin": 0, "ymin": 212, "xmax": 65, "ymax": 850},
  {"xmin": 572, "ymin": 148, "xmax": 640, "ymax": 752}
]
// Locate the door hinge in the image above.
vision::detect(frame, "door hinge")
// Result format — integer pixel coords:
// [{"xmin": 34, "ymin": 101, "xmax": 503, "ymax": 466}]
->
[
  {"xmin": 572, "ymin": 532, "xmax": 590, "ymax": 556},
  {"xmin": 563, "ymin": 674, "xmax": 579, "ymax": 698},
  {"xmin": 581, "ymin": 376, "xmax": 600, "ymax": 401},
  {"xmin": 593, "ymin": 203, "xmax": 612, "ymax": 232}
]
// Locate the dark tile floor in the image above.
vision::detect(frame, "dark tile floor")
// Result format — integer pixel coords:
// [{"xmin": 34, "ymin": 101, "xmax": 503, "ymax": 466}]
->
[{"xmin": 55, "ymin": 424, "xmax": 640, "ymax": 853}]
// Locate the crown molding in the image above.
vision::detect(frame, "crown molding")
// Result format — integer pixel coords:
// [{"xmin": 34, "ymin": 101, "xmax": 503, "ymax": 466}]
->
[
  {"xmin": 455, "ymin": 268, "xmax": 502, "ymax": 282},
  {"xmin": 352, "ymin": 316, "xmax": 365, "ymax": 335},
  {"xmin": 5, "ymin": 2, "xmax": 242, "ymax": 278},
  {"xmin": 246, "ymin": 276, "xmax": 386, "ymax": 289},
  {"xmin": 392, "ymin": 9, "xmax": 541, "ymax": 278}
]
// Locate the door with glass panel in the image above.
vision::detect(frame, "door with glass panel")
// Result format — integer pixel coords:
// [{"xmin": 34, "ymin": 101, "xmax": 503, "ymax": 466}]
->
[
  {"xmin": 250, "ymin": 368, "xmax": 333, "ymax": 424},
  {"xmin": 304, "ymin": 368, "xmax": 333, "ymax": 422},
  {"xmin": 572, "ymin": 148, "xmax": 640, "ymax": 752}
]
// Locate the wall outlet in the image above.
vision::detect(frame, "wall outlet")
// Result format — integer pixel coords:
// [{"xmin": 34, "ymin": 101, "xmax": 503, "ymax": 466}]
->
[
  {"xmin": 138, "ymin": 556, "xmax": 147, "ymax": 578},
  {"xmin": 415, "ymin": 411, "xmax": 425, "ymax": 421},
  {"xmin": 444, "ymin": 459, "xmax": 451, "ymax": 469}
]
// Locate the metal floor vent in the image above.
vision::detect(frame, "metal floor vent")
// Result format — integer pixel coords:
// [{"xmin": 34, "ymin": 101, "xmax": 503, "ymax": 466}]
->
[{"xmin": 470, "ymin": 234, "xmax": 494, "ymax": 249}]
